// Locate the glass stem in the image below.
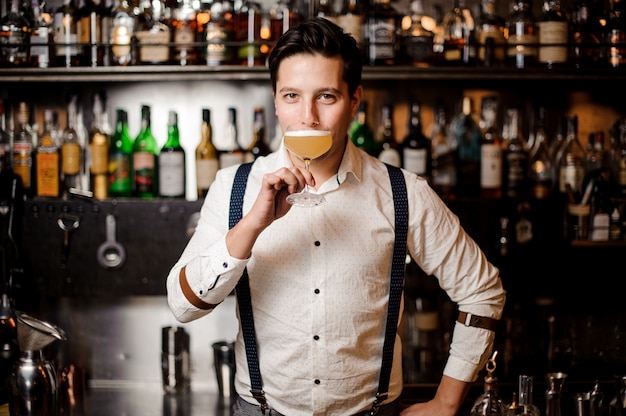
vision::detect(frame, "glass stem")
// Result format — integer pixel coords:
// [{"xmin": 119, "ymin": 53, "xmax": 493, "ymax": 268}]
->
[{"xmin": 304, "ymin": 158, "xmax": 311, "ymax": 193}]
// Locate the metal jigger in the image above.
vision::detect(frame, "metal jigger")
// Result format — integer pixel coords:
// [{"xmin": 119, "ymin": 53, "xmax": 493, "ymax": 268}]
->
[
  {"xmin": 546, "ymin": 372, "xmax": 568, "ymax": 416},
  {"xmin": 9, "ymin": 312, "xmax": 66, "ymax": 416}
]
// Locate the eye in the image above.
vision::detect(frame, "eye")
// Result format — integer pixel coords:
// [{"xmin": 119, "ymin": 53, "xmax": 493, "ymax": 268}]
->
[
  {"xmin": 319, "ymin": 93, "xmax": 337, "ymax": 103},
  {"xmin": 283, "ymin": 92, "xmax": 299, "ymax": 102}
]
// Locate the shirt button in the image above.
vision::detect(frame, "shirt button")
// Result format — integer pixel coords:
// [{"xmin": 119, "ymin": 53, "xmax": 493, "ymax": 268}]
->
[
  {"xmin": 313, "ymin": 335, "xmax": 319, "ymax": 340},
  {"xmin": 222, "ymin": 262, "xmax": 228, "ymax": 268},
  {"xmin": 314, "ymin": 241, "xmax": 321, "ymax": 246},
  {"xmin": 314, "ymin": 289, "xmax": 320, "ymax": 294},
  {"xmin": 314, "ymin": 379, "xmax": 321, "ymax": 385}
]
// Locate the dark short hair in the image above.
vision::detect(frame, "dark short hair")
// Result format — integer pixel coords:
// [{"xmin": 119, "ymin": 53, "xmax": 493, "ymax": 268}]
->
[{"xmin": 267, "ymin": 17, "xmax": 363, "ymax": 97}]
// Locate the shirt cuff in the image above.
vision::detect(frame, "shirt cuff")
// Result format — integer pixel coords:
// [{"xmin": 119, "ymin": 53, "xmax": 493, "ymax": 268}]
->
[
  {"xmin": 443, "ymin": 322, "xmax": 495, "ymax": 382},
  {"xmin": 188, "ymin": 237, "xmax": 249, "ymax": 302}
]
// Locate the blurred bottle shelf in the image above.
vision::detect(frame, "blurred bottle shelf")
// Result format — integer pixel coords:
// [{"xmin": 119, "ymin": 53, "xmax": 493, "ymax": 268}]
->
[{"xmin": 3, "ymin": 65, "xmax": 626, "ymax": 82}]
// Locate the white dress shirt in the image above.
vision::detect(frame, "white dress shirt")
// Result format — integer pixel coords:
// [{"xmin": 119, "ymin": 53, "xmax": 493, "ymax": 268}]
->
[{"xmin": 166, "ymin": 139, "xmax": 506, "ymax": 416}]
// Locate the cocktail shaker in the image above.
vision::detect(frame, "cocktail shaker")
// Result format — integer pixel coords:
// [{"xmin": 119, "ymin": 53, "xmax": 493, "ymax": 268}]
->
[{"xmin": 161, "ymin": 326, "xmax": 190, "ymax": 395}]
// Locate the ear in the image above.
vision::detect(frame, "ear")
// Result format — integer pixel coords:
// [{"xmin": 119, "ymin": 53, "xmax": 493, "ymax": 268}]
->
[{"xmin": 351, "ymin": 86, "xmax": 363, "ymax": 118}]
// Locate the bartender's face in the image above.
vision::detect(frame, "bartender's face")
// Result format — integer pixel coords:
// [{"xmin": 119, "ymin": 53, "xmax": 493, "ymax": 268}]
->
[{"xmin": 273, "ymin": 52, "xmax": 361, "ymax": 152}]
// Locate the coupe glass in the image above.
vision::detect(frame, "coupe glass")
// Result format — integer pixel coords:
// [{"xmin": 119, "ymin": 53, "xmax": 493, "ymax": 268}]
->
[{"xmin": 283, "ymin": 125, "xmax": 332, "ymax": 207}]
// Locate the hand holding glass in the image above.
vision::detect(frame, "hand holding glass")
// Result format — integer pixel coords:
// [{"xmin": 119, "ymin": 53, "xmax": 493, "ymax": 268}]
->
[{"xmin": 283, "ymin": 126, "xmax": 332, "ymax": 207}]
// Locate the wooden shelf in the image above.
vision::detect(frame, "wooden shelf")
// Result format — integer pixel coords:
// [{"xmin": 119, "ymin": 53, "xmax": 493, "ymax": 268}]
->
[{"xmin": 2, "ymin": 65, "xmax": 626, "ymax": 83}]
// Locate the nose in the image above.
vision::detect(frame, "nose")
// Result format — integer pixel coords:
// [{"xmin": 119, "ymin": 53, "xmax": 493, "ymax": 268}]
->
[{"xmin": 302, "ymin": 102, "xmax": 320, "ymax": 128}]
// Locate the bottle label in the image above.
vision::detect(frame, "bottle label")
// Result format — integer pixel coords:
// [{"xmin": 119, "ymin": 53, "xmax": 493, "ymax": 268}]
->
[
  {"xmin": 480, "ymin": 144, "xmax": 502, "ymax": 188},
  {"xmin": 403, "ymin": 147, "xmax": 427, "ymax": 176},
  {"xmin": 203, "ymin": 22, "xmax": 234, "ymax": 66},
  {"xmin": 367, "ymin": 18, "xmax": 396, "ymax": 60},
  {"xmin": 109, "ymin": 151, "xmax": 132, "ymax": 195},
  {"xmin": 90, "ymin": 133, "xmax": 109, "ymax": 175},
  {"xmin": 36, "ymin": 152, "xmax": 60, "ymax": 197},
  {"xmin": 196, "ymin": 159, "xmax": 219, "ymax": 191},
  {"xmin": 62, "ymin": 142, "xmax": 81, "ymax": 175},
  {"xmin": 559, "ymin": 164, "xmax": 584, "ymax": 193},
  {"xmin": 133, "ymin": 151, "xmax": 155, "ymax": 194},
  {"xmin": 159, "ymin": 152, "xmax": 186, "ymax": 197},
  {"xmin": 537, "ymin": 21, "xmax": 568, "ymax": 64},
  {"xmin": 135, "ymin": 29, "xmax": 170, "ymax": 63}
]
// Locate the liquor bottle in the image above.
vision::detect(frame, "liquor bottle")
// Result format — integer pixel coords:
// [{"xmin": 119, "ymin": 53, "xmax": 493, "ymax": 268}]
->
[
  {"xmin": 108, "ymin": 108, "xmax": 133, "ymax": 197},
  {"xmin": 0, "ymin": 0, "xmax": 31, "ymax": 67},
  {"xmin": 77, "ymin": 0, "xmax": 105, "ymax": 67},
  {"xmin": 502, "ymin": 107, "xmax": 528, "ymax": 200},
  {"xmin": 570, "ymin": 0, "xmax": 603, "ymax": 68},
  {"xmin": 109, "ymin": 0, "xmax": 136, "ymax": 66},
  {"xmin": 29, "ymin": 0, "xmax": 54, "ymax": 68},
  {"xmin": 61, "ymin": 96, "xmax": 82, "ymax": 194},
  {"xmin": 430, "ymin": 103, "xmax": 457, "ymax": 198},
  {"xmin": 476, "ymin": 0, "xmax": 506, "ymax": 66},
  {"xmin": 218, "ymin": 107, "xmax": 244, "ymax": 169},
  {"xmin": 441, "ymin": 0, "xmax": 475, "ymax": 66},
  {"xmin": 0, "ymin": 101, "xmax": 11, "ymax": 169},
  {"xmin": 11, "ymin": 102, "xmax": 33, "ymax": 197},
  {"xmin": 585, "ymin": 131, "xmax": 609, "ymax": 180},
  {"xmin": 505, "ymin": 0, "xmax": 538, "ymax": 68},
  {"xmin": 470, "ymin": 353, "xmax": 507, "ymax": 416},
  {"xmin": 171, "ymin": 0, "xmax": 198, "ymax": 66},
  {"xmin": 202, "ymin": 0, "xmax": 235, "ymax": 66},
  {"xmin": 337, "ymin": 0, "xmax": 364, "ymax": 50},
  {"xmin": 349, "ymin": 100, "xmax": 379, "ymax": 156},
  {"xmin": 537, "ymin": 0, "xmax": 569, "ymax": 68},
  {"xmin": 377, "ymin": 104, "xmax": 401, "ymax": 167},
  {"xmin": 245, "ymin": 106, "xmax": 271, "ymax": 162},
  {"xmin": 133, "ymin": 104, "xmax": 158, "ymax": 198},
  {"xmin": 316, "ymin": 0, "xmax": 337, "ymax": 23},
  {"xmin": 268, "ymin": 0, "xmax": 303, "ymax": 51},
  {"xmin": 89, "ymin": 93, "xmax": 110, "ymax": 199},
  {"xmin": 195, "ymin": 108, "xmax": 218, "ymax": 198},
  {"xmin": 558, "ymin": 114, "xmax": 586, "ymax": 198},
  {"xmin": 607, "ymin": 0, "xmax": 626, "ymax": 68},
  {"xmin": 35, "ymin": 109, "xmax": 60, "ymax": 197},
  {"xmin": 158, "ymin": 110, "xmax": 186, "ymax": 198},
  {"xmin": 527, "ymin": 106, "xmax": 555, "ymax": 200},
  {"xmin": 233, "ymin": 0, "xmax": 262, "ymax": 67},
  {"xmin": 53, "ymin": 0, "xmax": 81, "ymax": 67},
  {"xmin": 399, "ymin": 0, "xmax": 435, "ymax": 66},
  {"xmin": 135, "ymin": 0, "xmax": 170, "ymax": 65},
  {"xmin": 479, "ymin": 96, "xmax": 503, "ymax": 199},
  {"xmin": 453, "ymin": 96, "xmax": 481, "ymax": 197},
  {"xmin": 401, "ymin": 101, "xmax": 431, "ymax": 180},
  {"xmin": 365, "ymin": 0, "xmax": 400, "ymax": 65}
]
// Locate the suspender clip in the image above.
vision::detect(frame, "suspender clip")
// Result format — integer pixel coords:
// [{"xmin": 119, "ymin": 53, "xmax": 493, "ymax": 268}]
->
[
  {"xmin": 251, "ymin": 389, "xmax": 268, "ymax": 413},
  {"xmin": 369, "ymin": 392, "xmax": 388, "ymax": 415}
]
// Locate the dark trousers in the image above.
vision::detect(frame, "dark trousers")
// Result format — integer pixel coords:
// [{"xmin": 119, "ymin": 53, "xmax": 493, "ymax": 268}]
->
[{"xmin": 233, "ymin": 396, "xmax": 399, "ymax": 416}]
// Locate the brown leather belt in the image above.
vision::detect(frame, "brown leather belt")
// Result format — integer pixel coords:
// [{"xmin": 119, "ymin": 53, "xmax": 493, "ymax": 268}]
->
[{"xmin": 457, "ymin": 311, "xmax": 499, "ymax": 332}]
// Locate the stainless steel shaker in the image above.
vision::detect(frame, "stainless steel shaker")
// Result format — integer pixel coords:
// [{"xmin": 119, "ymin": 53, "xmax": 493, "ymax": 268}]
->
[
  {"xmin": 212, "ymin": 341, "xmax": 235, "ymax": 401},
  {"xmin": 9, "ymin": 312, "xmax": 66, "ymax": 416},
  {"xmin": 161, "ymin": 326, "xmax": 190, "ymax": 395}
]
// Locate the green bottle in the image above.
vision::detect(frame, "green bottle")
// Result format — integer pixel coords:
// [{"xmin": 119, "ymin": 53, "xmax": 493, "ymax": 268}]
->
[
  {"xmin": 109, "ymin": 109, "xmax": 133, "ymax": 197},
  {"xmin": 350, "ymin": 100, "xmax": 380, "ymax": 156},
  {"xmin": 133, "ymin": 104, "xmax": 158, "ymax": 198},
  {"xmin": 158, "ymin": 110, "xmax": 186, "ymax": 198}
]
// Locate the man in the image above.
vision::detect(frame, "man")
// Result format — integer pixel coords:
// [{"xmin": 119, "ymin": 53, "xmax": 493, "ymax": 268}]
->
[{"xmin": 166, "ymin": 17, "xmax": 506, "ymax": 416}]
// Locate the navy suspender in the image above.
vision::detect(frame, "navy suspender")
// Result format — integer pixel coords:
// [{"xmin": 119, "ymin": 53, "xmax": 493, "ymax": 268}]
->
[{"xmin": 228, "ymin": 162, "xmax": 408, "ymax": 415}]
